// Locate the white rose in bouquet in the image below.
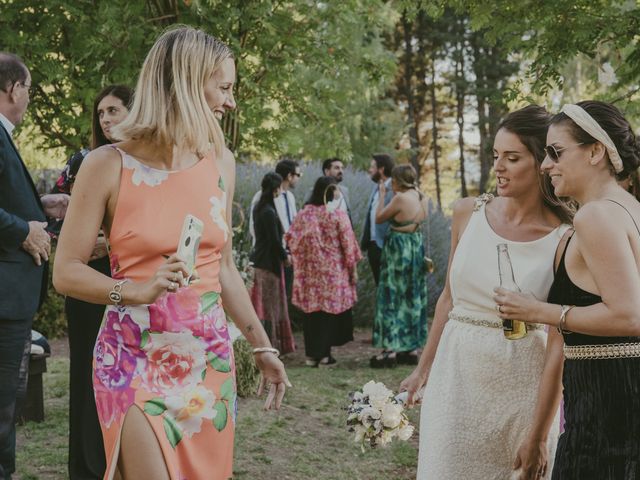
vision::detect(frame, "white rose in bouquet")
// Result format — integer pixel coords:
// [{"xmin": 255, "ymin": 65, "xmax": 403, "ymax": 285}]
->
[
  {"xmin": 362, "ymin": 380, "xmax": 393, "ymax": 409},
  {"xmin": 381, "ymin": 403, "xmax": 403, "ymax": 429},
  {"xmin": 398, "ymin": 424, "xmax": 415, "ymax": 441}
]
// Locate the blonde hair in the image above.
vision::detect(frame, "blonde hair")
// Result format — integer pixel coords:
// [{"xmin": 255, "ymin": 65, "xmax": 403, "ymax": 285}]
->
[{"xmin": 113, "ymin": 26, "xmax": 233, "ymax": 158}]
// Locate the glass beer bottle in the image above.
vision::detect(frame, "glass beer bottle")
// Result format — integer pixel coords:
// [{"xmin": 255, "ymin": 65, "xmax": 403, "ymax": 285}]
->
[{"xmin": 497, "ymin": 243, "xmax": 527, "ymax": 340}]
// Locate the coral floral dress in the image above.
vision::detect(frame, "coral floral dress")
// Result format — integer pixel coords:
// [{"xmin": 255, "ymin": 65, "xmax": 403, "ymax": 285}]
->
[{"xmin": 94, "ymin": 147, "xmax": 235, "ymax": 480}]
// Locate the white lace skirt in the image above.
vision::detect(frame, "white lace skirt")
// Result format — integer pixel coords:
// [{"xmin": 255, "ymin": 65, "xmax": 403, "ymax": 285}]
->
[{"xmin": 417, "ymin": 314, "xmax": 559, "ymax": 479}]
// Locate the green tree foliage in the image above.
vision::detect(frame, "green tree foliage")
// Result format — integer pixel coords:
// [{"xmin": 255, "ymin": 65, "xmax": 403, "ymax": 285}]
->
[{"xmin": 0, "ymin": 0, "xmax": 399, "ymax": 166}]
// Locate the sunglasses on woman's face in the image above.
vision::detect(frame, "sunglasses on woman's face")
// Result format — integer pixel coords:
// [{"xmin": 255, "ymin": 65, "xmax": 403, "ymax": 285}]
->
[{"xmin": 544, "ymin": 143, "xmax": 584, "ymax": 162}]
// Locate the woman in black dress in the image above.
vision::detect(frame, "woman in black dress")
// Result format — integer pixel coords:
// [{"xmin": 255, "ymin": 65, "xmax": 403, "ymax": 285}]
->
[
  {"xmin": 494, "ymin": 100, "xmax": 640, "ymax": 479},
  {"xmin": 250, "ymin": 172, "xmax": 296, "ymax": 355},
  {"xmin": 52, "ymin": 84, "xmax": 132, "ymax": 480}
]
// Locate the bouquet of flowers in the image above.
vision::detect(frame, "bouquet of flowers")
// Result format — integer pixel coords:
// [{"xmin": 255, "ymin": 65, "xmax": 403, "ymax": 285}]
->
[{"xmin": 346, "ymin": 380, "xmax": 414, "ymax": 451}]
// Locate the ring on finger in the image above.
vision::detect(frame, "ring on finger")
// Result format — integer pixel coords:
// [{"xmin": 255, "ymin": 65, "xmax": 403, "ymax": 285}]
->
[{"xmin": 169, "ymin": 281, "xmax": 177, "ymax": 290}]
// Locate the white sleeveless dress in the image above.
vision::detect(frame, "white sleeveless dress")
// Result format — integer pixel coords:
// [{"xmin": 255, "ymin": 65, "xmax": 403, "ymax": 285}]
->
[{"xmin": 417, "ymin": 197, "xmax": 568, "ymax": 480}]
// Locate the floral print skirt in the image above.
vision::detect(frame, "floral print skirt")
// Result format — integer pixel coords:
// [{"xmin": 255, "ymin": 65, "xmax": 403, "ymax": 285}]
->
[{"xmin": 93, "ymin": 287, "xmax": 236, "ymax": 480}]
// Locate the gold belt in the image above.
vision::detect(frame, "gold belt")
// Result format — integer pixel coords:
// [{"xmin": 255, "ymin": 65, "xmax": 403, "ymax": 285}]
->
[
  {"xmin": 563, "ymin": 342, "xmax": 640, "ymax": 360},
  {"xmin": 448, "ymin": 312, "xmax": 545, "ymax": 331}
]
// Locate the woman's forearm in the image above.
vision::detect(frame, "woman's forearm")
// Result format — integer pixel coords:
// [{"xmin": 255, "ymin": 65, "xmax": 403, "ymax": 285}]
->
[
  {"xmin": 532, "ymin": 301, "xmax": 640, "ymax": 337},
  {"xmin": 526, "ymin": 330, "xmax": 564, "ymax": 441},
  {"xmin": 54, "ymin": 259, "xmax": 127, "ymax": 304},
  {"xmin": 219, "ymin": 261, "xmax": 271, "ymax": 348}
]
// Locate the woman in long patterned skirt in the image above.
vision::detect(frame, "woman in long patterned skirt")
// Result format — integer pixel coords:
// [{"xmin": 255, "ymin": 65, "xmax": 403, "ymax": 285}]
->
[
  {"xmin": 370, "ymin": 165, "xmax": 428, "ymax": 368},
  {"xmin": 53, "ymin": 27, "xmax": 289, "ymax": 480}
]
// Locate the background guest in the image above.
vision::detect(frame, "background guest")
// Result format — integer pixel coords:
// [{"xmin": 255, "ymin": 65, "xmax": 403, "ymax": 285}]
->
[
  {"xmin": 370, "ymin": 164, "xmax": 428, "ymax": 368},
  {"xmin": 250, "ymin": 172, "xmax": 296, "ymax": 355},
  {"xmin": 322, "ymin": 157, "xmax": 351, "ymax": 218},
  {"xmin": 286, "ymin": 176, "xmax": 362, "ymax": 367},
  {"xmin": 51, "ymin": 84, "xmax": 133, "ymax": 480},
  {"xmin": 249, "ymin": 158, "xmax": 301, "ymax": 246},
  {"xmin": 0, "ymin": 51, "xmax": 69, "ymax": 480},
  {"xmin": 361, "ymin": 153, "xmax": 394, "ymax": 284}
]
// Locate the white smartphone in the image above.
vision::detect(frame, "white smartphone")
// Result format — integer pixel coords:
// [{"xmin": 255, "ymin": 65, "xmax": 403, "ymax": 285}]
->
[{"xmin": 176, "ymin": 214, "xmax": 204, "ymax": 278}]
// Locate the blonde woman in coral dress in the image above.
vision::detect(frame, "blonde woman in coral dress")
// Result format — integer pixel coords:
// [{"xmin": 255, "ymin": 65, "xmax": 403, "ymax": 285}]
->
[
  {"xmin": 53, "ymin": 27, "xmax": 289, "ymax": 480},
  {"xmin": 400, "ymin": 106, "xmax": 572, "ymax": 480}
]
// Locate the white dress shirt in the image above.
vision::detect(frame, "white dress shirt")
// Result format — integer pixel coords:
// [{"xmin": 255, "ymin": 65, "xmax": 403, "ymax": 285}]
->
[{"xmin": 0, "ymin": 113, "xmax": 15, "ymax": 137}]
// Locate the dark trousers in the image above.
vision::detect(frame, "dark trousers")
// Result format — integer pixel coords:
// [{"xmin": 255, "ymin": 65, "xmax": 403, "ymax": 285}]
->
[
  {"xmin": 0, "ymin": 318, "xmax": 32, "ymax": 480},
  {"xmin": 67, "ymin": 297, "xmax": 107, "ymax": 479},
  {"xmin": 366, "ymin": 242, "xmax": 382, "ymax": 285},
  {"xmin": 302, "ymin": 310, "xmax": 353, "ymax": 360}
]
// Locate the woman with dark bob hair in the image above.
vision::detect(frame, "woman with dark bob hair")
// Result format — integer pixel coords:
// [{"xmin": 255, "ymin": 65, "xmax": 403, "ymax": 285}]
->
[
  {"xmin": 286, "ymin": 176, "xmax": 361, "ymax": 366},
  {"xmin": 250, "ymin": 171, "xmax": 296, "ymax": 356},
  {"xmin": 495, "ymin": 100, "xmax": 640, "ymax": 479},
  {"xmin": 402, "ymin": 105, "xmax": 572, "ymax": 479}
]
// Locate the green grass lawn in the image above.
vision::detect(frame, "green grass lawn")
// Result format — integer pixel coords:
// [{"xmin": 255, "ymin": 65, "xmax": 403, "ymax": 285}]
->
[{"xmin": 16, "ymin": 332, "xmax": 420, "ymax": 480}]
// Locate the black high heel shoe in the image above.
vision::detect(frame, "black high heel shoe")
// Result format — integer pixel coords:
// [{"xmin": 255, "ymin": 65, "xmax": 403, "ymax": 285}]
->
[{"xmin": 369, "ymin": 351, "xmax": 397, "ymax": 369}]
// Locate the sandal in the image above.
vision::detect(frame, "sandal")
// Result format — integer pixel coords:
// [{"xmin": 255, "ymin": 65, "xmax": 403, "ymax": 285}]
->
[
  {"xmin": 397, "ymin": 351, "xmax": 419, "ymax": 365},
  {"xmin": 369, "ymin": 351, "xmax": 397, "ymax": 369}
]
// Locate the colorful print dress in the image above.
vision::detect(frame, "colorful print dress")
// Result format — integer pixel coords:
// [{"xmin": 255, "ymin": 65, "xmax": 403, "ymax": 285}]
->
[{"xmin": 94, "ymin": 147, "xmax": 236, "ymax": 480}]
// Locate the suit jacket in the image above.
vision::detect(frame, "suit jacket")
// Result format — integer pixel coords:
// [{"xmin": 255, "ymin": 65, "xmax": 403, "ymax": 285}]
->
[
  {"xmin": 0, "ymin": 122, "xmax": 47, "ymax": 320},
  {"xmin": 361, "ymin": 181, "xmax": 393, "ymax": 250}
]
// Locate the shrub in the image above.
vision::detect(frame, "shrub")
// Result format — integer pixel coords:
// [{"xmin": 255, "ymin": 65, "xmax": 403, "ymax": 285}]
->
[
  {"xmin": 232, "ymin": 336, "xmax": 261, "ymax": 397},
  {"xmin": 33, "ymin": 251, "xmax": 67, "ymax": 339}
]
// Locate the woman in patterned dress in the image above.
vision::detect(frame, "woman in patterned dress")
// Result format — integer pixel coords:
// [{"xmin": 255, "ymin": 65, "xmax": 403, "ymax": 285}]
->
[
  {"xmin": 53, "ymin": 27, "xmax": 289, "ymax": 480},
  {"xmin": 285, "ymin": 176, "xmax": 362, "ymax": 366},
  {"xmin": 370, "ymin": 164, "xmax": 429, "ymax": 368}
]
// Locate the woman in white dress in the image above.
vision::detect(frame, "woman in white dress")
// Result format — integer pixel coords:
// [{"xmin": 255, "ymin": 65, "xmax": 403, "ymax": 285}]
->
[{"xmin": 400, "ymin": 105, "xmax": 573, "ymax": 480}]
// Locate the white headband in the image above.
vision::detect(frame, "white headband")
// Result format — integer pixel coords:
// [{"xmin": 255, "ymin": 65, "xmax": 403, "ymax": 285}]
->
[{"xmin": 561, "ymin": 103, "xmax": 623, "ymax": 173}]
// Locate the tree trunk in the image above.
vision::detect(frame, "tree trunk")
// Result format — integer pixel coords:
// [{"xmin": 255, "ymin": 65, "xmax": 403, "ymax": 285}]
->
[
  {"xmin": 430, "ymin": 49, "xmax": 442, "ymax": 209},
  {"xmin": 401, "ymin": 10, "xmax": 422, "ymax": 183},
  {"xmin": 455, "ymin": 20, "xmax": 468, "ymax": 198}
]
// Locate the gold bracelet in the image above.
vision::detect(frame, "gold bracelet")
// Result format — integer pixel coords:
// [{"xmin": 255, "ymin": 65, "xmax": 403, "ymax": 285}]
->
[
  {"xmin": 252, "ymin": 347, "xmax": 280, "ymax": 357},
  {"xmin": 557, "ymin": 305, "xmax": 575, "ymax": 334}
]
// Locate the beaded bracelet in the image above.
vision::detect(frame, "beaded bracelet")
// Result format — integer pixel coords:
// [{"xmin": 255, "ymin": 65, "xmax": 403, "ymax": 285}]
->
[
  {"xmin": 252, "ymin": 347, "xmax": 280, "ymax": 357},
  {"xmin": 557, "ymin": 305, "xmax": 575, "ymax": 334}
]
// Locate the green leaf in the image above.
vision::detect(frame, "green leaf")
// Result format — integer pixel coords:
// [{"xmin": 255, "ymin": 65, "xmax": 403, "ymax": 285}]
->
[
  {"xmin": 140, "ymin": 330, "xmax": 150, "ymax": 349},
  {"xmin": 218, "ymin": 176, "xmax": 225, "ymax": 192},
  {"xmin": 207, "ymin": 352, "xmax": 231, "ymax": 373},
  {"xmin": 143, "ymin": 398, "xmax": 166, "ymax": 416},
  {"xmin": 220, "ymin": 377, "xmax": 235, "ymax": 402},
  {"xmin": 163, "ymin": 416, "xmax": 183, "ymax": 449},
  {"xmin": 201, "ymin": 368, "xmax": 206, "ymax": 381},
  {"xmin": 200, "ymin": 292, "xmax": 220, "ymax": 315},
  {"xmin": 213, "ymin": 401, "xmax": 228, "ymax": 432}
]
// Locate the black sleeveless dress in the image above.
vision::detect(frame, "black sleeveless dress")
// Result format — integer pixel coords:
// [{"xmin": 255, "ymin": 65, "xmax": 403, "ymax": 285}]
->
[{"xmin": 548, "ymin": 234, "xmax": 640, "ymax": 479}]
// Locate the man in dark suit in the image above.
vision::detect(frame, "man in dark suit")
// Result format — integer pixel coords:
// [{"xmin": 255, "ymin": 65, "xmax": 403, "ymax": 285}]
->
[
  {"xmin": 0, "ymin": 52, "xmax": 69, "ymax": 480},
  {"xmin": 361, "ymin": 153, "xmax": 395, "ymax": 284}
]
